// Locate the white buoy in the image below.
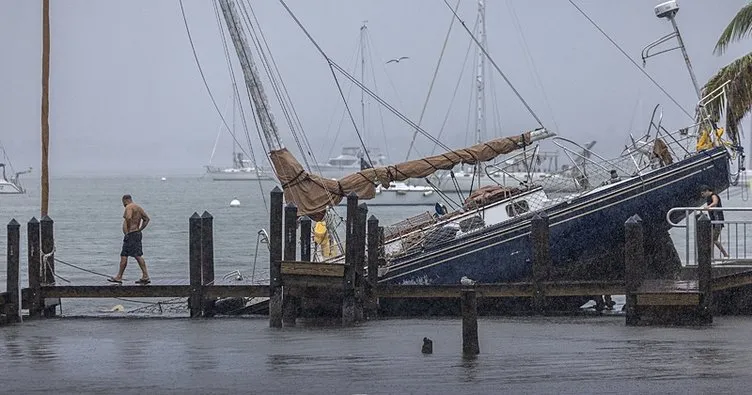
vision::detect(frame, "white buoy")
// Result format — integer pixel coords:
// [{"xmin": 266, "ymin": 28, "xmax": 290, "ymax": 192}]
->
[
  {"xmin": 160, "ymin": 177, "xmax": 167, "ymax": 181},
  {"xmin": 230, "ymin": 197, "xmax": 241, "ymax": 207}
]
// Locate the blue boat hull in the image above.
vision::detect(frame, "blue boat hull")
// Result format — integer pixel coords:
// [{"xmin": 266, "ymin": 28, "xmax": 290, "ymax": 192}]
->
[{"xmin": 380, "ymin": 147, "xmax": 730, "ymax": 288}]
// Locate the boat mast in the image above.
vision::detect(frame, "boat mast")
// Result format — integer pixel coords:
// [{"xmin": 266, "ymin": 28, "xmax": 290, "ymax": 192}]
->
[
  {"xmin": 473, "ymin": 0, "xmax": 487, "ymax": 187},
  {"xmin": 360, "ymin": 22, "xmax": 368, "ymax": 160},
  {"xmin": 217, "ymin": 0, "xmax": 283, "ymax": 152},
  {"xmin": 231, "ymin": 83, "xmax": 238, "ymax": 168},
  {"xmin": 41, "ymin": 0, "xmax": 51, "ymax": 216}
]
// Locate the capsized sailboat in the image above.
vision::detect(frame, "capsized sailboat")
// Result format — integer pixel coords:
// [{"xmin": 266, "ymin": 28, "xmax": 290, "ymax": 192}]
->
[{"xmin": 214, "ymin": 0, "xmax": 742, "ymax": 311}]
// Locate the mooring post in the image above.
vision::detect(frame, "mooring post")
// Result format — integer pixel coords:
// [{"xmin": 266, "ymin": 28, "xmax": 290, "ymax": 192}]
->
[
  {"xmin": 299, "ymin": 216, "xmax": 312, "ymax": 262},
  {"xmin": 200, "ymin": 211, "xmax": 215, "ymax": 317},
  {"xmin": 461, "ymin": 289, "xmax": 480, "ymax": 356},
  {"xmin": 27, "ymin": 217, "xmax": 42, "ymax": 318},
  {"xmin": 189, "ymin": 212, "xmax": 203, "ymax": 318},
  {"xmin": 696, "ymin": 214, "xmax": 713, "ymax": 323},
  {"xmin": 366, "ymin": 214, "xmax": 380, "ymax": 318},
  {"xmin": 531, "ymin": 213, "xmax": 550, "ymax": 313},
  {"xmin": 353, "ymin": 203, "xmax": 368, "ymax": 322},
  {"xmin": 282, "ymin": 203, "xmax": 299, "ymax": 327},
  {"xmin": 269, "ymin": 187, "xmax": 284, "ymax": 328},
  {"xmin": 342, "ymin": 192, "xmax": 359, "ymax": 325},
  {"xmin": 40, "ymin": 215, "xmax": 57, "ymax": 317},
  {"xmin": 6, "ymin": 219, "xmax": 21, "ymax": 323},
  {"xmin": 624, "ymin": 214, "xmax": 644, "ymax": 326}
]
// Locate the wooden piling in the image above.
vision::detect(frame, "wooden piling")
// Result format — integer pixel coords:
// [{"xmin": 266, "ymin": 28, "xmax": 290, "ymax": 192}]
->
[
  {"xmin": 366, "ymin": 214, "xmax": 380, "ymax": 318},
  {"xmin": 201, "ymin": 211, "xmax": 215, "ymax": 317},
  {"xmin": 461, "ymin": 289, "xmax": 480, "ymax": 356},
  {"xmin": 5, "ymin": 219, "xmax": 21, "ymax": 323},
  {"xmin": 696, "ymin": 214, "xmax": 712, "ymax": 322},
  {"xmin": 354, "ymin": 203, "xmax": 368, "ymax": 321},
  {"xmin": 27, "ymin": 217, "xmax": 42, "ymax": 318},
  {"xmin": 299, "ymin": 216, "xmax": 312, "ymax": 262},
  {"xmin": 342, "ymin": 192, "xmax": 358, "ymax": 325},
  {"xmin": 624, "ymin": 214, "xmax": 644, "ymax": 326},
  {"xmin": 282, "ymin": 203, "xmax": 299, "ymax": 327},
  {"xmin": 269, "ymin": 187, "xmax": 284, "ymax": 328},
  {"xmin": 531, "ymin": 213, "xmax": 550, "ymax": 313},
  {"xmin": 40, "ymin": 215, "xmax": 57, "ymax": 317},
  {"xmin": 189, "ymin": 212, "xmax": 203, "ymax": 318}
]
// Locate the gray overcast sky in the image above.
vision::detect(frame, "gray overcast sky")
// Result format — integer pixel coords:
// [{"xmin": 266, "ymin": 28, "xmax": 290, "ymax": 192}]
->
[{"xmin": 0, "ymin": 0, "xmax": 749, "ymax": 176}]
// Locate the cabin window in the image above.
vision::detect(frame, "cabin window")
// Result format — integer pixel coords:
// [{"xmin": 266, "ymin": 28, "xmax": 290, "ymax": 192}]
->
[{"xmin": 506, "ymin": 200, "xmax": 530, "ymax": 217}]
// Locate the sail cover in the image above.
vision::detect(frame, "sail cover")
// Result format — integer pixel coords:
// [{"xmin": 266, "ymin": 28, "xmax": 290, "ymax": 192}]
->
[{"xmin": 270, "ymin": 127, "xmax": 554, "ymax": 217}]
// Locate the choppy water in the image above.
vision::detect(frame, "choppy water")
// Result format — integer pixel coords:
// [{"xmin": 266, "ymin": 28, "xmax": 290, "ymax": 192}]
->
[{"xmin": 3, "ymin": 177, "xmax": 752, "ymax": 393}]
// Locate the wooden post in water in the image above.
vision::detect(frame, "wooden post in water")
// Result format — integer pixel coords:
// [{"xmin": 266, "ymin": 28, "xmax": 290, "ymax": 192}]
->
[
  {"xmin": 366, "ymin": 214, "xmax": 380, "ymax": 318},
  {"xmin": 461, "ymin": 289, "xmax": 480, "ymax": 356},
  {"xmin": 282, "ymin": 203, "xmax": 299, "ymax": 327},
  {"xmin": 269, "ymin": 187, "xmax": 284, "ymax": 328},
  {"xmin": 342, "ymin": 192, "xmax": 359, "ymax": 325},
  {"xmin": 40, "ymin": 215, "xmax": 56, "ymax": 317},
  {"xmin": 299, "ymin": 216, "xmax": 312, "ymax": 262},
  {"xmin": 27, "ymin": 217, "xmax": 42, "ymax": 318},
  {"xmin": 531, "ymin": 213, "xmax": 550, "ymax": 313},
  {"xmin": 624, "ymin": 214, "xmax": 644, "ymax": 326},
  {"xmin": 353, "ymin": 203, "xmax": 368, "ymax": 322},
  {"xmin": 200, "ymin": 211, "xmax": 215, "ymax": 317},
  {"xmin": 40, "ymin": 0, "xmax": 50, "ymax": 217},
  {"xmin": 6, "ymin": 219, "xmax": 21, "ymax": 323},
  {"xmin": 696, "ymin": 214, "xmax": 713, "ymax": 323},
  {"xmin": 189, "ymin": 212, "xmax": 203, "ymax": 318}
]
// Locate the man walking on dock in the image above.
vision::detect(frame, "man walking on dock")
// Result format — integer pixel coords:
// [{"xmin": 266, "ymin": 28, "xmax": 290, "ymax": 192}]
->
[
  {"xmin": 108, "ymin": 194, "xmax": 151, "ymax": 284},
  {"xmin": 700, "ymin": 185, "xmax": 729, "ymax": 260}
]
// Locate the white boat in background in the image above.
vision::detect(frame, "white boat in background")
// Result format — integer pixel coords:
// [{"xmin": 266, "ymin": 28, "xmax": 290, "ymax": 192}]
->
[
  {"xmin": 0, "ymin": 163, "xmax": 31, "ymax": 195},
  {"xmin": 206, "ymin": 152, "xmax": 274, "ymax": 181},
  {"xmin": 336, "ymin": 181, "xmax": 437, "ymax": 207},
  {"xmin": 316, "ymin": 146, "xmax": 387, "ymax": 179}
]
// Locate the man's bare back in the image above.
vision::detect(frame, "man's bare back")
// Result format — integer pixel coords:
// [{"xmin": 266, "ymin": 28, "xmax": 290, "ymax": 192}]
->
[{"xmin": 123, "ymin": 203, "xmax": 149, "ymax": 234}]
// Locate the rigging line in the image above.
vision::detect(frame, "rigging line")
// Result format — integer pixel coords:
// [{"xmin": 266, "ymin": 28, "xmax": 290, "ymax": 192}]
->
[
  {"xmin": 213, "ymin": 2, "xmax": 269, "ymax": 210},
  {"xmin": 324, "ymin": 35, "xmax": 362, "ymax": 160},
  {"xmin": 506, "ymin": 0, "xmax": 560, "ymax": 134},
  {"xmin": 330, "ymin": 62, "xmax": 375, "ymax": 166},
  {"xmin": 178, "ymin": 0, "xmax": 255, "ymax": 162},
  {"xmin": 566, "ymin": 0, "xmax": 694, "ymax": 121},
  {"xmin": 430, "ymin": 19, "xmax": 478, "ymax": 156},
  {"xmin": 222, "ymin": 0, "xmax": 283, "ymax": 149},
  {"xmin": 241, "ymin": 0, "xmax": 324, "ymax": 192},
  {"xmin": 364, "ymin": 32, "xmax": 391, "ymax": 163},
  {"xmin": 277, "ymin": 0, "xmax": 453, "ymax": 153},
  {"xmin": 442, "ymin": 0, "xmax": 544, "ymax": 127},
  {"xmin": 405, "ymin": 0, "xmax": 461, "ymax": 161}
]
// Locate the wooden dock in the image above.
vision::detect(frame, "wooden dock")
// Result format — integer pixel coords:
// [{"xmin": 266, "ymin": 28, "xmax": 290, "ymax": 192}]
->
[{"xmin": 4, "ymin": 187, "xmax": 752, "ymax": 329}]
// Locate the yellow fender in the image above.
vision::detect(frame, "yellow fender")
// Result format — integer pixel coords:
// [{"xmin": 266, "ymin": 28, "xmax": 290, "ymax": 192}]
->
[{"xmin": 313, "ymin": 221, "xmax": 332, "ymax": 257}]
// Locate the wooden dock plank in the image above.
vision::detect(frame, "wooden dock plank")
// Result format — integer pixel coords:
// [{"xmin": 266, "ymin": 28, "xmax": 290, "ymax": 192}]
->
[
  {"xmin": 636, "ymin": 293, "xmax": 701, "ymax": 306},
  {"xmin": 39, "ymin": 284, "xmax": 269, "ymax": 299},
  {"xmin": 636, "ymin": 280, "xmax": 699, "ymax": 294},
  {"xmin": 281, "ymin": 261, "xmax": 344, "ymax": 277},
  {"xmin": 204, "ymin": 285, "xmax": 269, "ymax": 298},
  {"xmin": 376, "ymin": 281, "xmax": 625, "ymax": 298},
  {"xmin": 712, "ymin": 271, "xmax": 752, "ymax": 291}
]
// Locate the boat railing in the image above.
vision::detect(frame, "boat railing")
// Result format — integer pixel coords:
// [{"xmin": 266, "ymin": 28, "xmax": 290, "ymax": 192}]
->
[{"xmin": 667, "ymin": 206, "xmax": 752, "ymax": 266}]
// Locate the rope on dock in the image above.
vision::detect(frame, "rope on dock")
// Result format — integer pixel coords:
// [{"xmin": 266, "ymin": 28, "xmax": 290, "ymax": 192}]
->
[{"xmin": 53, "ymin": 256, "xmax": 112, "ymax": 279}]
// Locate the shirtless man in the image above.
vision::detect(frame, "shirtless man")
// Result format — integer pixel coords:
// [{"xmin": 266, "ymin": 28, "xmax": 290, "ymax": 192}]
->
[{"xmin": 108, "ymin": 194, "xmax": 151, "ymax": 284}]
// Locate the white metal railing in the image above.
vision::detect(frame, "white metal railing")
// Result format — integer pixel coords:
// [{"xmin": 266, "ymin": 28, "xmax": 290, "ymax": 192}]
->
[{"xmin": 667, "ymin": 206, "xmax": 752, "ymax": 265}]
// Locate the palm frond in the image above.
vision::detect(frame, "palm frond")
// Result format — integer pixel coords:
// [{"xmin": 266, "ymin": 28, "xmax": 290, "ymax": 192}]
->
[
  {"xmin": 714, "ymin": 2, "xmax": 752, "ymax": 55},
  {"xmin": 702, "ymin": 52, "xmax": 752, "ymax": 142}
]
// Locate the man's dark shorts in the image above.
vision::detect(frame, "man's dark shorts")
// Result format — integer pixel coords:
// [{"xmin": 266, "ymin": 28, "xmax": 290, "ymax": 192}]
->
[{"xmin": 121, "ymin": 231, "xmax": 143, "ymax": 257}]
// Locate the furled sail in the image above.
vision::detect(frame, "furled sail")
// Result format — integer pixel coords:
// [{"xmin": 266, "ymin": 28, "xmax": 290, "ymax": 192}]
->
[{"xmin": 270, "ymin": 127, "xmax": 554, "ymax": 216}]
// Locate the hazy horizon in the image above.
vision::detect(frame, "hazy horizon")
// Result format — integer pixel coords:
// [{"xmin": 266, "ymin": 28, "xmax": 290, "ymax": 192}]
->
[{"xmin": 1, "ymin": 0, "xmax": 750, "ymax": 177}]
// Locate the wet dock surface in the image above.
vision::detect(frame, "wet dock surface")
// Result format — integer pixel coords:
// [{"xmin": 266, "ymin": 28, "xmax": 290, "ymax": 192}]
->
[{"xmin": 2, "ymin": 316, "xmax": 752, "ymax": 394}]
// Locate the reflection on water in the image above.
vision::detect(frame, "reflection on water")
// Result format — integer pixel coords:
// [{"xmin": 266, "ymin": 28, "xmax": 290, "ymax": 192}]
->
[{"xmin": 2, "ymin": 316, "xmax": 752, "ymax": 393}]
